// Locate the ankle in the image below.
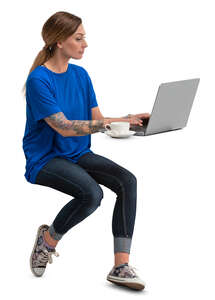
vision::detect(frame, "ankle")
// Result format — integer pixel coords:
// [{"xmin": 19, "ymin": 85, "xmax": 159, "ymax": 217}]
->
[
  {"xmin": 114, "ymin": 261, "xmax": 129, "ymax": 267},
  {"xmin": 43, "ymin": 230, "xmax": 58, "ymax": 247},
  {"xmin": 114, "ymin": 252, "xmax": 129, "ymax": 267}
]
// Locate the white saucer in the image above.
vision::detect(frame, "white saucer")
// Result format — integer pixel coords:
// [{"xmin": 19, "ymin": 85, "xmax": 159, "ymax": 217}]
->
[{"xmin": 105, "ymin": 130, "xmax": 136, "ymax": 138}]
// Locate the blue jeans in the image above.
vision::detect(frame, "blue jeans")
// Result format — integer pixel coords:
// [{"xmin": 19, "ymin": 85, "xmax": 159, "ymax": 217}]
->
[{"xmin": 35, "ymin": 152, "xmax": 137, "ymax": 254}]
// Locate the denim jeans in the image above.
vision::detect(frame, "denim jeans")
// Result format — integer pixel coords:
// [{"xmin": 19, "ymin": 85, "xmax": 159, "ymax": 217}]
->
[{"xmin": 35, "ymin": 152, "xmax": 137, "ymax": 254}]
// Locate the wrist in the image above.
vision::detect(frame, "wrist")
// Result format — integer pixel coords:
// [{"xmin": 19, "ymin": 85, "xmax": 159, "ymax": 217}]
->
[{"xmin": 123, "ymin": 114, "xmax": 133, "ymax": 119}]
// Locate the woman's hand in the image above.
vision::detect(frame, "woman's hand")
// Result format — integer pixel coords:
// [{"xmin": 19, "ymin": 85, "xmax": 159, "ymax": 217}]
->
[
  {"xmin": 124, "ymin": 113, "xmax": 151, "ymax": 126},
  {"xmin": 134, "ymin": 113, "xmax": 150, "ymax": 119},
  {"xmin": 124, "ymin": 113, "xmax": 150, "ymax": 119},
  {"xmin": 127, "ymin": 116, "xmax": 144, "ymax": 126}
]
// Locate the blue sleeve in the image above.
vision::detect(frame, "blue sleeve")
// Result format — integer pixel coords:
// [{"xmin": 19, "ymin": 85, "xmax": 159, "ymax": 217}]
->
[
  {"xmin": 85, "ymin": 71, "xmax": 98, "ymax": 109},
  {"xmin": 26, "ymin": 77, "xmax": 62, "ymax": 122}
]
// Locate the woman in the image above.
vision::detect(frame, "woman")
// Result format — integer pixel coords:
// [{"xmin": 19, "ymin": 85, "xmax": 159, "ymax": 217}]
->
[{"xmin": 22, "ymin": 11, "xmax": 149, "ymax": 290}]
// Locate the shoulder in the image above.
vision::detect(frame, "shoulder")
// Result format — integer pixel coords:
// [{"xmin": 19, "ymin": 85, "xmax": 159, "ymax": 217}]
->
[
  {"xmin": 27, "ymin": 66, "xmax": 52, "ymax": 87},
  {"xmin": 28, "ymin": 65, "xmax": 48, "ymax": 78}
]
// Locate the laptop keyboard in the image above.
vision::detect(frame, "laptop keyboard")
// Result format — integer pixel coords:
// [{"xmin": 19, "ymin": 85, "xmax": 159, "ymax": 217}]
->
[
  {"xmin": 130, "ymin": 124, "xmax": 146, "ymax": 132},
  {"xmin": 130, "ymin": 118, "xmax": 149, "ymax": 132}
]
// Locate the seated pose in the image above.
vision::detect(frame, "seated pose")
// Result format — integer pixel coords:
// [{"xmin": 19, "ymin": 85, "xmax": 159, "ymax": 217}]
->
[{"xmin": 22, "ymin": 11, "xmax": 149, "ymax": 291}]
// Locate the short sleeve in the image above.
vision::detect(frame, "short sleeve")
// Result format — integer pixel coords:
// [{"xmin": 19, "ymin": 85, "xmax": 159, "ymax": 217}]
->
[
  {"xmin": 85, "ymin": 71, "xmax": 98, "ymax": 109},
  {"xmin": 26, "ymin": 77, "xmax": 62, "ymax": 122}
]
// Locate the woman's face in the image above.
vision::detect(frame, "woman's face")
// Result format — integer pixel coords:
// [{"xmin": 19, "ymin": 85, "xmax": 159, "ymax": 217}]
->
[{"xmin": 58, "ymin": 24, "xmax": 88, "ymax": 59}]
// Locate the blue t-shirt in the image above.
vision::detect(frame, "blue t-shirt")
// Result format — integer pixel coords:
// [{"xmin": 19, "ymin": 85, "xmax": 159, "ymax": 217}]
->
[{"xmin": 22, "ymin": 63, "xmax": 98, "ymax": 184}]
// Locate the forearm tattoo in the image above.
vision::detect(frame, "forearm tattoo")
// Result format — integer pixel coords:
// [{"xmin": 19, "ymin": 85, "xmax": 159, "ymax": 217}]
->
[{"xmin": 45, "ymin": 112, "xmax": 105, "ymax": 136}]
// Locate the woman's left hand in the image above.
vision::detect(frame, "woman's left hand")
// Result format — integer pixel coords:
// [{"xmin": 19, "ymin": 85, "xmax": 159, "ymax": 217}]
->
[
  {"xmin": 126, "ymin": 113, "xmax": 151, "ymax": 119},
  {"xmin": 134, "ymin": 113, "xmax": 150, "ymax": 119}
]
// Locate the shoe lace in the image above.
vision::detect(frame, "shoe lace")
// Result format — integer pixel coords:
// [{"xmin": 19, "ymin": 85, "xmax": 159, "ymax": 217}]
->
[
  {"xmin": 39, "ymin": 248, "xmax": 60, "ymax": 264},
  {"xmin": 126, "ymin": 264, "xmax": 139, "ymax": 277}
]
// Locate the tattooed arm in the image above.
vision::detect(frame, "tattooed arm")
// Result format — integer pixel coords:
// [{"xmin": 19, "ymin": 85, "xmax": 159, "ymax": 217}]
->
[{"xmin": 44, "ymin": 112, "xmax": 111, "ymax": 137}]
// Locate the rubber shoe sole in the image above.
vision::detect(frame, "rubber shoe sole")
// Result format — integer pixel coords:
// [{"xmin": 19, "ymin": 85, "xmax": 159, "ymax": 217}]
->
[
  {"xmin": 107, "ymin": 274, "xmax": 146, "ymax": 290},
  {"xmin": 30, "ymin": 224, "xmax": 49, "ymax": 277}
]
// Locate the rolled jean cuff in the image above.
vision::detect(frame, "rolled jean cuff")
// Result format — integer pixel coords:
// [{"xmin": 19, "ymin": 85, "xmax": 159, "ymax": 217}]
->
[
  {"xmin": 48, "ymin": 223, "xmax": 64, "ymax": 241},
  {"xmin": 114, "ymin": 237, "xmax": 132, "ymax": 254}
]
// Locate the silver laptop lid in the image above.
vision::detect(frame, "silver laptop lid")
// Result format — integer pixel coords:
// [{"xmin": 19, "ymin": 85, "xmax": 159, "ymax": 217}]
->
[{"xmin": 145, "ymin": 78, "xmax": 200, "ymax": 136}]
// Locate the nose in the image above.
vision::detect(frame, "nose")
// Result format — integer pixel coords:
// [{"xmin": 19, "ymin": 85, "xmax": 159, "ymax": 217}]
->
[{"xmin": 84, "ymin": 40, "xmax": 88, "ymax": 48}]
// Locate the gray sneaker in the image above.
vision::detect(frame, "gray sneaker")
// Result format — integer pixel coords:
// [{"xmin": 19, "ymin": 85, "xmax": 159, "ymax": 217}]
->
[
  {"xmin": 107, "ymin": 263, "xmax": 146, "ymax": 290},
  {"xmin": 30, "ymin": 224, "xmax": 59, "ymax": 277}
]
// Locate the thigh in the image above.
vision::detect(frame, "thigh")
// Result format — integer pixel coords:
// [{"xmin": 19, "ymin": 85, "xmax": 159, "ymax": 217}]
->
[
  {"xmin": 35, "ymin": 157, "xmax": 102, "ymax": 198},
  {"xmin": 77, "ymin": 152, "xmax": 137, "ymax": 194}
]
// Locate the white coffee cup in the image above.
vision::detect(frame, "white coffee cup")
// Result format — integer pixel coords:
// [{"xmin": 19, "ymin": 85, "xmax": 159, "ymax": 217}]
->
[{"xmin": 105, "ymin": 122, "xmax": 130, "ymax": 135}]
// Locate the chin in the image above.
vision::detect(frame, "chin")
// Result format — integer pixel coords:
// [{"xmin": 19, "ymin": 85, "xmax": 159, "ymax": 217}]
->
[{"xmin": 71, "ymin": 55, "xmax": 82, "ymax": 60}]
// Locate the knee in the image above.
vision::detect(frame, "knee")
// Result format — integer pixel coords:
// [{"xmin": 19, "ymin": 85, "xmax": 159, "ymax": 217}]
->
[
  {"xmin": 122, "ymin": 170, "xmax": 137, "ymax": 187},
  {"xmin": 83, "ymin": 185, "xmax": 104, "ymax": 208},
  {"xmin": 129, "ymin": 172, "xmax": 137, "ymax": 185}
]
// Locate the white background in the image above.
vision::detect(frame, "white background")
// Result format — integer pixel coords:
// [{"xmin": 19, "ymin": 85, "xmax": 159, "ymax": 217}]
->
[{"xmin": 1, "ymin": 0, "xmax": 214, "ymax": 298}]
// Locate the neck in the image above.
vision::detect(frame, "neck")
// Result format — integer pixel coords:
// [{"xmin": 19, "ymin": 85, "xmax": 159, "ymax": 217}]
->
[{"xmin": 44, "ymin": 53, "xmax": 69, "ymax": 73}]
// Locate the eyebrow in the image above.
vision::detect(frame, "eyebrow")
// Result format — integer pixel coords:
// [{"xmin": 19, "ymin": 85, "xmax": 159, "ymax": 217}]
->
[{"xmin": 75, "ymin": 33, "xmax": 86, "ymax": 36}]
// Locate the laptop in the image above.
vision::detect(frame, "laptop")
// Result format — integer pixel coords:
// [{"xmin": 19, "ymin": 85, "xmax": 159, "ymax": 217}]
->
[{"xmin": 120, "ymin": 78, "xmax": 200, "ymax": 136}]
